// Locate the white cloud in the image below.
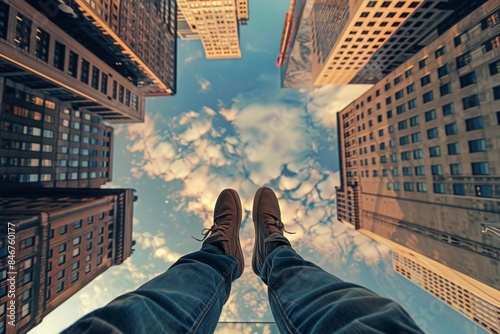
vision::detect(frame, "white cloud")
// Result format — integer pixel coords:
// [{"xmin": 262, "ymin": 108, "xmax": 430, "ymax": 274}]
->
[
  {"xmin": 185, "ymin": 50, "xmax": 202, "ymax": 63},
  {"xmin": 197, "ymin": 75, "xmax": 212, "ymax": 92}
]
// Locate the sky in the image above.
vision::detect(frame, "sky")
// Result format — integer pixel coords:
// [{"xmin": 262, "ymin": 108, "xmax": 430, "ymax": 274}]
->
[{"xmin": 30, "ymin": 0, "xmax": 486, "ymax": 333}]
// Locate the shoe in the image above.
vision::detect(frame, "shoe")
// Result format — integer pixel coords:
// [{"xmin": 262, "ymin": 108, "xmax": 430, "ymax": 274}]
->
[
  {"xmin": 195, "ymin": 189, "xmax": 244, "ymax": 278},
  {"xmin": 252, "ymin": 187, "xmax": 292, "ymax": 276}
]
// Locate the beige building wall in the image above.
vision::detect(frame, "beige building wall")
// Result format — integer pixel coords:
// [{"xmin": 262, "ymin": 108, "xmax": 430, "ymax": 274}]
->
[
  {"xmin": 336, "ymin": 1, "xmax": 500, "ymax": 289},
  {"xmin": 177, "ymin": 0, "xmax": 242, "ymax": 59},
  {"xmin": 311, "ymin": 0, "xmax": 424, "ymax": 85},
  {"xmin": 360, "ymin": 231, "xmax": 500, "ymax": 333}
]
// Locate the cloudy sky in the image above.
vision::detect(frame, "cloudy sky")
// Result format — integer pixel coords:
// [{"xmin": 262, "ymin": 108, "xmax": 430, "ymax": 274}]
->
[{"xmin": 31, "ymin": 0, "xmax": 485, "ymax": 333}]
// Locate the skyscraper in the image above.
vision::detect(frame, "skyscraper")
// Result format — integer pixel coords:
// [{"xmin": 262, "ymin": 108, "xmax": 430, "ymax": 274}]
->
[
  {"xmin": 0, "ymin": 79, "xmax": 114, "ymax": 189},
  {"xmin": 279, "ymin": 0, "xmax": 487, "ymax": 88},
  {"xmin": 0, "ymin": 0, "xmax": 177, "ymax": 123},
  {"xmin": 336, "ymin": 0, "xmax": 500, "ymax": 297},
  {"xmin": 176, "ymin": 0, "xmax": 249, "ymax": 59},
  {"xmin": 0, "ymin": 188, "xmax": 136, "ymax": 334}
]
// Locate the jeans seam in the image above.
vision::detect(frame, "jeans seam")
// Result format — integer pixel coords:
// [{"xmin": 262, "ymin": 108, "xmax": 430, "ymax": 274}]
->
[
  {"xmin": 269, "ymin": 287, "xmax": 298, "ymax": 334},
  {"xmin": 190, "ymin": 260, "xmax": 236, "ymax": 333}
]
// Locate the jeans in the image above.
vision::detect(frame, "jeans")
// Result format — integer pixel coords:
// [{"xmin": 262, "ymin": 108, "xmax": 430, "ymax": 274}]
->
[{"xmin": 63, "ymin": 244, "xmax": 423, "ymax": 334}]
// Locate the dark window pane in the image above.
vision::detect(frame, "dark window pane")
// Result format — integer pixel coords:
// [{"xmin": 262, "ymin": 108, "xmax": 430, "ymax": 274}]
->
[{"xmin": 53, "ymin": 41, "xmax": 66, "ymax": 70}]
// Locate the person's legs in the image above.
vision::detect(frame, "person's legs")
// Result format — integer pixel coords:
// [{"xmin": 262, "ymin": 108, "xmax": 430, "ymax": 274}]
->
[
  {"xmin": 252, "ymin": 187, "xmax": 423, "ymax": 334},
  {"xmin": 261, "ymin": 247, "xmax": 423, "ymax": 334},
  {"xmin": 63, "ymin": 189, "xmax": 244, "ymax": 334}
]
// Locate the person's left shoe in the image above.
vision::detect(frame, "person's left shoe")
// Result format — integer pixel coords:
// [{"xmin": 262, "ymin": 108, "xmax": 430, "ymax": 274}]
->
[{"xmin": 196, "ymin": 189, "xmax": 244, "ymax": 278}]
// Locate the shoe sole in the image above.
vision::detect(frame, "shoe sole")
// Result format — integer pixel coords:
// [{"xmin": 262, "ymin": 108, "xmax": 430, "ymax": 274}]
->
[
  {"xmin": 251, "ymin": 187, "xmax": 270, "ymax": 276},
  {"xmin": 225, "ymin": 188, "xmax": 244, "ymax": 278}
]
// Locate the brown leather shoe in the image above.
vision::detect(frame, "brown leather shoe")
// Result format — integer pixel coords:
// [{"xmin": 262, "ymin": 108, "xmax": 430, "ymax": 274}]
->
[
  {"xmin": 252, "ymin": 187, "xmax": 292, "ymax": 275},
  {"xmin": 199, "ymin": 189, "xmax": 244, "ymax": 278}
]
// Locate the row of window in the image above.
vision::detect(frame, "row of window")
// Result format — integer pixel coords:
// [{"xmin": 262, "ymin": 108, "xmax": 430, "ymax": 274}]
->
[
  {"xmin": 361, "ymin": 162, "xmax": 491, "ymax": 178},
  {"xmin": 385, "ymin": 182, "xmax": 494, "ymax": 197}
]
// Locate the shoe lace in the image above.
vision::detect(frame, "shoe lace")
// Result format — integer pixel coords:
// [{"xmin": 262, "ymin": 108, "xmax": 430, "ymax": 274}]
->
[
  {"xmin": 191, "ymin": 214, "xmax": 231, "ymax": 242},
  {"xmin": 263, "ymin": 214, "xmax": 295, "ymax": 235}
]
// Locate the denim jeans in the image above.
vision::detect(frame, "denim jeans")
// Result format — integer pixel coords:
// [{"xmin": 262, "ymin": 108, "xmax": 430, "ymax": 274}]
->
[{"xmin": 63, "ymin": 244, "xmax": 423, "ymax": 334}]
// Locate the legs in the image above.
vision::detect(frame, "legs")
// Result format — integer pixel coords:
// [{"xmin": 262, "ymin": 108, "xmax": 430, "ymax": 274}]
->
[
  {"xmin": 260, "ymin": 247, "xmax": 423, "ymax": 334},
  {"xmin": 63, "ymin": 244, "xmax": 240, "ymax": 334}
]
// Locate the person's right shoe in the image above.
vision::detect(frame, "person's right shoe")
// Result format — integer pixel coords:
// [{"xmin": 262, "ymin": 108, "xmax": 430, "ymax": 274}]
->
[{"xmin": 252, "ymin": 187, "xmax": 292, "ymax": 276}]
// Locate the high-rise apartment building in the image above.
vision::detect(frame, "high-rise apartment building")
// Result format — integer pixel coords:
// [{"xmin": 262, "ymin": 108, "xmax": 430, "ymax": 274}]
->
[
  {"xmin": 336, "ymin": 0, "xmax": 500, "ymax": 293},
  {"xmin": 279, "ymin": 0, "xmax": 487, "ymax": 88},
  {"xmin": 0, "ymin": 79, "xmax": 113, "ymax": 189},
  {"xmin": 0, "ymin": 0, "xmax": 177, "ymax": 123},
  {"xmin": 0, "ymin": 188, "xmax": 136, "ymax": 334},
  {"xmin": 177, "ymin": 0, "xmax": 248, "ymax": 59}
]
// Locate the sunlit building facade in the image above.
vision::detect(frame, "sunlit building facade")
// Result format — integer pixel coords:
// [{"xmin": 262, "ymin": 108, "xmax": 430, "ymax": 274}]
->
[
  {"xmin": 0, "ymin": 188, "xmax": 136, "ymax": 334},
  {"xmin": 177, "ymin": 0, "xmax": 247, "ymax": 59},
  {"xmin": 336, "ymin": 0, "xmax": 500, "ymax": 292},
  {"xmin": 0, "ymin": 0, "xmax": 177, "ymax": 124}
]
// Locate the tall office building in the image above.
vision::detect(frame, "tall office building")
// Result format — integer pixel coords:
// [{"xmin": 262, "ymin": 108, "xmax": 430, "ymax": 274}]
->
[
  {"xmin": 279, "ymin": 0, "xmax": 486, "ymax": 88},
  {"xmin": 0, "ymin": 0, "xmax": 176, "ymax": 123},
  {"xmin": 177, "ymin": 8, "xmax": 201, "ymax": 40},
  {"xmin": 177, "ymin": 0, "xmax": 249, "ymax": 59},
  {"xmin": 336, "ymin": 0, "xmax": 500, "ymax": 294},
  {"xmin": 0, "ymin": 78, "xmax": 113, "ymax": 188},
  {"xmin": 0, "ymin": 188, "xmax": 136, "ymax": 334}
]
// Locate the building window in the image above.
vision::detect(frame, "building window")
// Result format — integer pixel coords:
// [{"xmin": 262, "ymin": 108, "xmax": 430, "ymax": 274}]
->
[
  {"xmin": 469, "ymin": 139, "xmax": 486, "ymax": 153},
  {"xmin": 439, "ymin": 83, "xmax": 451, "ymax": 96},
  {"xmin": 398, "ymin": 120, "xmax": 407, "ymax": 130},
  {"xmin": 416, "ymin": 183, "xmax": 427, "ymax": 192},
  {"xmin": 472, "ymin": 162, "xmax": 489, "ymax": 175},
  {"xmin": 57, "ymin": 269, "xmax": 65, "ymax": 280},
  {"xmin": 57, "ymin": 282, "xmax": 64, "ymax": 293},
  {"xmin": 404, "ymin": 182, "xmax": 414, "ymax": 192},
  {"xmin": 406, "ymin": 83, "xmax": 415, "ymax": 94},
  {"xmin": 453, "ymin": 184, "xmax": 465, "ymax": 196},
  {"xmin": 53, "ymin": 41, "xmax": 66, "ymax": 71},
  {"xmin": 425, "ymin": 109, "xmax": 436, "ymax": 122},
  {"xmin": 437, "ymin": 64, "xmax": 448, "ymax": 78},
  {"xmin": 15, "ymin": 14, "xmax": 32, "ymax": 52},
  {"xmin": 475, "ymin": 185, "xmax": 493, "ymax": 198},
  {"xmin": 35, "ymin": 28, "xmax": 50, "ymax": 62},
  {"xmin": 411, "ymin": 132, "xmax": 421, "ymax": 143},
  {"xmin": 450, "ymin": 163, "xmax": 462, "ymax": 176},
  {"xmin": 91, "ymin": 66, "xmax": 100, "ymax": 90},
  {"xmin": 409, "ymin": 116, "xmax": 419, "ymax": 127},
  {"xmin": 73, "ymin": 248, "xmax": 80, "ymax": 257},
  {"xmin": 435, "ymin": 46, "xmax": 445, "ymax": 58},
  {"xmin": 0, "ymin": 2, "xmax": 8, "ymax": 39},
  {"xmin": 68, "ymin": 51, "xmax": 78, "ymax": 78},
  {"xmin": 97, "ymin": 257, "xmax": 103, "ymax": 266},
  {"xmin": 58, "ymin": 255, "xmax": 65, "ymax": 265},
  {"xmin": 431, "ymin": 165, "xmax": 443, "ymax": 176},
  {"xmin": 81, "ymin": 59, "xmax": 90, "ymax": 84},
  {"xmin": 385, "ymin": 83, "xmax": 391, "ymax": 91},
  {"xmin": 396, "ymin": 104, "xmax": 405, "ymax": 114},
  {"xmin": 494, "ymin": 85, "xmax": 500, "ymax": 100},
  {"xmin": 403, "ymin": 167, "xmax": 412, "ymax": 176},
  {"xmin": 445, "ymin": 123, "xmax": 457, "ymax": 136},
  {"xmin": 456, "ymin": 51, "xmax": 472, "ymax": 69},
  {"xmin": 423, "ymin": 91, "xmax": 434, "ymax": 103},
  {"xmin": 21, "ymin": 302, "xmax": 30, "ymax": 319},
  {"xmin": 459, "ymin": 72, "xmax": 476, "ymax": 88},
  {"xmin": 386, "ymin": 96, "xmax": 392, "ymax": 105},
  {"xmin": 22, "ymin": 272, "xmax": 32, "ymax": 285},
  {"xmin": 433, "ymin": 183, "xmax": 445, "ymax": 194},
  {"xmin": 413, "ymin": 149, "xmax": 423, "ymax": 159},
  {"xmin": 462, "ymin": 94, "xmax": 479, "ymax": 110},
  {"xmin": 395, "ymin": 90, "xmax": 404, "ymax": 100},
  {"xmin": 419, "ymin": 57, "xmax": 428, "ymax": 69},
  {"xmin": 427, "ymin": 128, "xmax": 439, "ymax": 139},
  {"xmin": 415, "ymin": 166, "xmax": 425, "ymax": 176},
  {"xmin": 447, "ymin": 143, "xmax": 460, "ymax": 155},
  {"xmin": 420, "ymin": 74, "xmax": 431, "ymax": 86},
  {"xmin": 74, "ymin": 220, "xmax": 82, "ymax": 229},
  {"xmin": 85, "ymin": 264, "xmax": 91, "ymax": 273},
  {"xmin": 22, "ymin": 289, "xmax": 31, "ymax": 302},
  {"xmin": 399, "ymin": 136, "xmax": 409, "ymax": 145},
  {"xmin": 401, "ymin": 152, "xmax": 411, "ymax": 161},
  {"xmin": 408, "ymin": 99, "xmax": 417, "ymax": 110},
  {"xmin": 442, "ymin": 103, "xmax": 454, "ymax": 116},
  {"xmin": 465, "ymin": 116, "xmax": 483, "ymax": 131},
  {"xmin": 489, "ymin": 59, "xmax": 500, "ymax": 76},
  {"xmin": 391, "ymin": 154, "xmax": 397, "ymax": 162},
  {"xmin": 22, "ymin": 237, "xmax": 34, "ymax": 249},
  {"xmin": 73, "ymin": 237, "xmax": 81, "ymax": 246},
  {"xmin": 101, "ymin": 73, "xmax": 108, "ymax": 94},
  {"xmin": 59, "ymin": 243, "xmax": 66, "ymax": 253},
  {"xmin": 394, "ymin": 75, "xmax": 402, "ymax": 85},
  {"xmin": 71, "ymin": 272, "xmax": 79, "ymax": 283},
  {"xmin": 482, "ymin": 35, "xmax": 500, "ymax": 53},
  {"xmin": 429, "ymin": 146, "xmax": 441, "ymax": 157}
]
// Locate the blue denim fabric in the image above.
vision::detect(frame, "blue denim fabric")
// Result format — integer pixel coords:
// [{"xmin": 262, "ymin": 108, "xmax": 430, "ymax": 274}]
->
[{"xmin": 63, "ymin": 245, "xmax": 423, "ymax": 334}]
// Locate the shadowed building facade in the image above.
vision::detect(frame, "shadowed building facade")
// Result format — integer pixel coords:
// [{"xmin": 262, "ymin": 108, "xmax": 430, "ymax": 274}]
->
[
  {"xmin": 336, "ymin": 1, "xmax": 500, "ymax": 330},
  {"xmin": 0, "ymin": 188, "xmax": 136, "ymax": 334},
  {"xmin": 0, "ymin": 0, "xmax": 177, "ymax": 123}
]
